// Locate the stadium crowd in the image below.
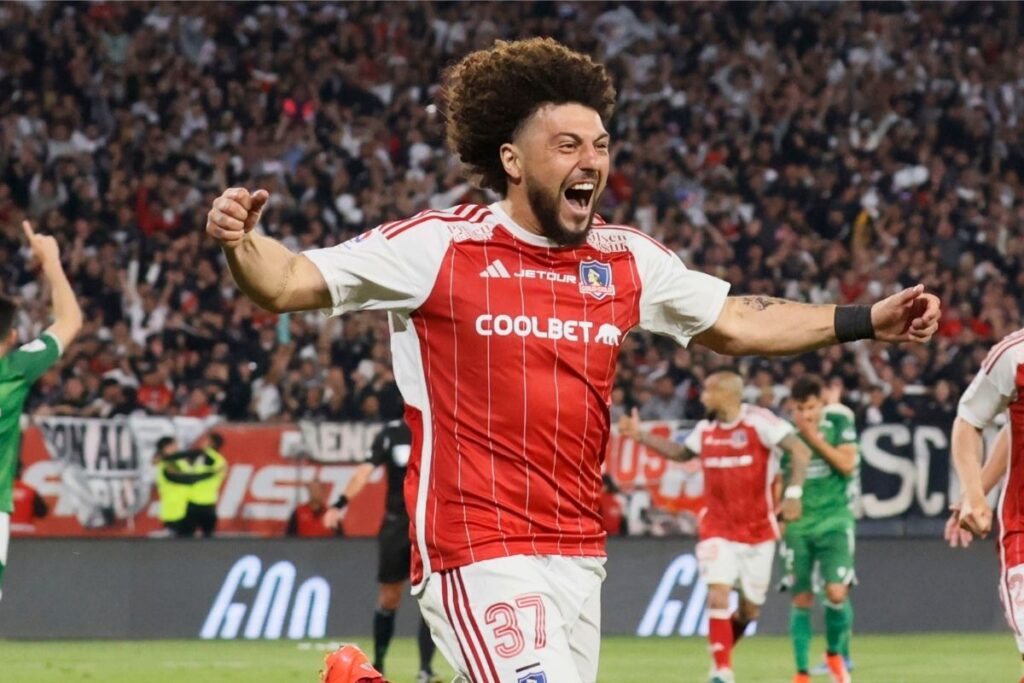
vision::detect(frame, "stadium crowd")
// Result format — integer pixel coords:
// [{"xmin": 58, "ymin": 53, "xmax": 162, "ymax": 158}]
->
[{"xmin": 0, "ymin": 1, "xmax": 1021, "ymax": 426}]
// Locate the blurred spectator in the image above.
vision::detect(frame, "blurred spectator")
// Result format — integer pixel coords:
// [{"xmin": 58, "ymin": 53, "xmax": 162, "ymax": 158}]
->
[
  {"xmin": 177, "ymin": 433, "xmax": 227, "ymax": 538},
  {"xmin": 639, "ymin": 375, "xmax": 688, "ymax": 421},
  {"xmin": 153, "ymin": 436, "xmax": 206, "ymax": 536},
  {"xmin": 859, "ymin": 385, "xmax": 887, "ymax": 427},
  {"xmin": 880, "ymin": 377, "xmax": 919, "ymax": 424},
  {"xmin": 285, "ymin": 481, "xmax": 338, "ymax": 538}
]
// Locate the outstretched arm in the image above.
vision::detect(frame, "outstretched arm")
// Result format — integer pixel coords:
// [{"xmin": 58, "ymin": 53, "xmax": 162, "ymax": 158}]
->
[
  {"xmin": 617, "ymin": 408, "xmax": 696, "ymax": 461},
  {"xmin": 693, "ymin": 288, "xmax": 940, "ymax": 356},
  {"xmin": 206, "ymin": 188, "xmax": 331, "ymax": 313}
]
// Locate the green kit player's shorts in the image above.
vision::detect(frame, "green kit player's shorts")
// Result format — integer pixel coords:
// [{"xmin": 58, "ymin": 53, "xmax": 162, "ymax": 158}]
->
[{"xmin": 780, "ymin": 515, "xmax": 856, "ymax": 594}]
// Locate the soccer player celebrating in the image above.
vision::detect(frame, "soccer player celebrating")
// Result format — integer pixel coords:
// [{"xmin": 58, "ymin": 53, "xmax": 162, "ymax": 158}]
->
[
  {"xmin": 950, "ymin": 327, "xmax": 1024, "ymax": 682},
  {"xmin": 207, "ymin": 38, "xmax": 939, "ymax": 683},
  {"xmin": 619, "ymin": 370, "xmax": 811, "ymax": 683},
  {"xmin": 0, "ymin": 221, "xmax": 82, "ymax": 601},
  {"xmin": 781, "ymin": 377, "xmax": 859, "ymax": 683},
  {"xmin": 323, "ymin": 419, "xmax": 441, "ymax": 683}
]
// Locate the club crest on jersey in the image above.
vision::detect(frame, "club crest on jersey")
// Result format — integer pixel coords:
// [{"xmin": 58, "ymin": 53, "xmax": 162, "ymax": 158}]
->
[
  {"xmin": 579, "ymin": 260, "xmax": 615, "ymax": 300},
  {"xmin": 731, "ymin": 431, "xmax": 748, "ymax": 447},
  {"xmin": 517, "ymin": 672, "xmax": 548, "ymax": 683}
]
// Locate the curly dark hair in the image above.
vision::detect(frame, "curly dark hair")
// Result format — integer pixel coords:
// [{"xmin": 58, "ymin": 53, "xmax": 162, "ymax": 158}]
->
[
  {"xmin": 442, "ymin": 38, "xmax": 617, "ymax": 195},
  {"xmin": 791, "ymin": 376, "xmax": 824, "ymax": 402}
]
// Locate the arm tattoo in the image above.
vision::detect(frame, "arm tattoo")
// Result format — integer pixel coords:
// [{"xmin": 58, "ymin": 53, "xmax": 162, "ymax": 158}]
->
[
  {"xmin": 738, "ymin": 295, "xmax": 788, "ymax": 311},
  {"xmin": 737, "ymin": 296, "xmax": 825, "ymax": 312}
]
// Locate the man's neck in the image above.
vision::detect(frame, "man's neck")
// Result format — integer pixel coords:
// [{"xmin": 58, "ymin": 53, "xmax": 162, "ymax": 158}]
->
[
  {"xmin": 500, "ymin": 195, "xmax": 543, "ymax": 237},
  {"xmin": 717, "ymin": 403, "xmax": 742, "ymax": 424}
]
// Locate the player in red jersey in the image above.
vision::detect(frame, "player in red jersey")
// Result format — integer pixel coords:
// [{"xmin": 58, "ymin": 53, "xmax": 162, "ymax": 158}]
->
[
  {"xmin": 950, "ymin": 327, "xmax": 1024, "ymax": 681},
  {"xmin": 620, "ymin": 370, "xmax": 810, "ymax": 683},
  {"xmin": 207, "ymin": 38, "xmax": 939, "ymax": 683}
]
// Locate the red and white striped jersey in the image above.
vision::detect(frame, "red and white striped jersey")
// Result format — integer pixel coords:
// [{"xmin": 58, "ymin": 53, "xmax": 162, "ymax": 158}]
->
[
  {"xmin": 957, "ymin": 327, "xmax": 1024, "ymax": 565},
  {"xmin": 305, "ymin": 203, "xmax": 730, "ymax": 585},
  {"xmin": 683, "ymin": 404, "xmax": 793, "ymax": 544}
]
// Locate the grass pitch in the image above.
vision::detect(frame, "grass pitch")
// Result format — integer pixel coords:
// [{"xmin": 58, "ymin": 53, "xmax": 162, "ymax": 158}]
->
[{"xmin": 0, "ymin": 633, "xmax": 1015, "ymax": 682}]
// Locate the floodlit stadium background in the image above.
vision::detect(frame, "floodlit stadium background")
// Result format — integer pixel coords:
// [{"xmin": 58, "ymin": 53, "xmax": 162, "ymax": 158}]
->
[{"xmin": 1, "ymin": 2, "xmax": 1022, "ymax": 681}]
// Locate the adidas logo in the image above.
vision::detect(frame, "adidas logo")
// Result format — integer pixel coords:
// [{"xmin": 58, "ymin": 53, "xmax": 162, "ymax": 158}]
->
[{"xmin": 479, "ymin": 259, "xmax": 512, "ymax": 278}]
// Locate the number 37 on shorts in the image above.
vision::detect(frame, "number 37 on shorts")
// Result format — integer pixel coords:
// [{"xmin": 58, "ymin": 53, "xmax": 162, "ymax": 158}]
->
[{"xmin": 417, "ymin": 555, "xmax": 606, "ymax": 683}]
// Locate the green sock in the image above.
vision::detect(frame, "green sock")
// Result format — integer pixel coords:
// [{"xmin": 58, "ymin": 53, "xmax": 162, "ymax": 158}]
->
[
  {"xmin": 825, "ymin": 600, "xmax": 851, "ymax": 655},
  {"xmin": 790, "ymin": 606, "xmax": 812, "ymax": 673},
  {"xmin": 842, "ymin": 601, "xmax": 853, "ymax": 659}
]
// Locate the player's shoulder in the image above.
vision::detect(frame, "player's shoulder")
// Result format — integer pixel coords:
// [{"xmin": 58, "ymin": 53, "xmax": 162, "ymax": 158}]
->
[
  {"xmin": 692, "ymin": 417, "xmax": 713, "ymax": 432},
  {"xmin": 375, "ymin": 203, "xmax": 497, "ymax": 243},
  {"xmin": 586, "ymin": 218, "xmax": 675, "ymax": 258},
  {"xmin": 684, "ymin": 419, "xmax": 712, "ymax": 441},
  {"xmin": 742, "ymin": 403, "xmax": 786, "ymax": 427},
  {"xmin": 823, "ymin": 403, "xmax": 856, "ymax": 421},
  {"xmin": 13, "ymin": 333, "xmax": 59, "ymax": 354},
  {"xmin": 980, "ymin": 327, "xmax": 1024, "ymax": 378},
  {"xmin": 6, "ymin": 333, "xmax": 60, "ymax": 371}
]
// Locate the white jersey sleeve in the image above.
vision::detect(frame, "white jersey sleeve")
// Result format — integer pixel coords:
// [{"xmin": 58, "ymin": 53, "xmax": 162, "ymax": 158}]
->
[
  {"xmin": 957, "ymin": 336, "xmax": 1023, "ymax": 428},
  {"xmin": 745, "ymin": 405, "xmax": 794, "ymax": 447},
  {"xmin": 630, "ymin": 235, "xmax": 731, "ymax": 346},
  {"xmin": 303, "ymin": 220, "xmax": 452, "ymax": 316},
  {"xmin": 682, "ymin": 420, "xmax": 709, "ymax": 455}
]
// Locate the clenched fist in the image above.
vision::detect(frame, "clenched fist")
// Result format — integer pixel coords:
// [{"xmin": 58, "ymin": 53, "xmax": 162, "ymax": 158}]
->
[
  {"xmin": 206, "ymin": 187, "xmax": 269, "ymax": 248},
  {"xmin": 958, "ymin": 491, "xmax": 993, "ymax": 539}
]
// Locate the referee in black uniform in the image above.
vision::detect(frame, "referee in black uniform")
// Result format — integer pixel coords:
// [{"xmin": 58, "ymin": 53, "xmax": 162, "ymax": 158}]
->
[{"xmin": 324, "ymin": 419, "xmax": 439, "ymax": 683}]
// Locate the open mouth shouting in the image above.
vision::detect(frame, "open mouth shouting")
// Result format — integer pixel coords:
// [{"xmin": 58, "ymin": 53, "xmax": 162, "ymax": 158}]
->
[{"xmin": 562, "ymin": 178, "xmax": 597, "ymax": 223}]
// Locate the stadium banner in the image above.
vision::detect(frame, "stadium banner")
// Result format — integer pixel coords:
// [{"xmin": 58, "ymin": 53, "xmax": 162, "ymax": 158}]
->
[
  {"xmin": 607, "ymin": 420, "xmax": 992, "ymax": 532},
  {"xmin": 16, "ymin": 418, "xmax": 978, "ymax": 538},
  {"xmin": 18, "ymin": 419, "xmax": 387, "ymax": 538},
  {"xmin": 0, "ymin": 537, "xmax": 1003, "ymax": 639}
]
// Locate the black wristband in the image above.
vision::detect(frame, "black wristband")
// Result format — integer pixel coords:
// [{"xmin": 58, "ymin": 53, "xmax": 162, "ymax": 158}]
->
[
  {"xmin": 332, "ymin": 494, "xmax": 349, "ymax": 510},
  {"xmin": 834, "ymin": 305, "xmax": 875, "ymax": 343}
]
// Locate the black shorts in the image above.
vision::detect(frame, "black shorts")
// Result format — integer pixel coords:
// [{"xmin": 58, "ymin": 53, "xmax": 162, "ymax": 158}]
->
[
  {"xmin": 377, "ymin": 512, "xmax": 411, "ymax": 584},
  {"xmin": 179, "ymin": 503, "xmax": 217, "ymax": 538}
]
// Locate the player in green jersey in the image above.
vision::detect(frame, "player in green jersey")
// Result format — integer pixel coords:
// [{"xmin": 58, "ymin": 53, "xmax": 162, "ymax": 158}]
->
[
  {"xmin": 0, "ymin": 221, "xmax": 82, "ymax": 601},
  {"xmin": 780, "ymin": 376, "xmax": 858, "ymax": 683}
]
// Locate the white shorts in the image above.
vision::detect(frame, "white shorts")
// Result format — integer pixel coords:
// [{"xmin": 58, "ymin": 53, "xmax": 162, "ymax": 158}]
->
[
  {"xmin": 999, "ymin": 562, "xmax": 1024, "ymax": 652},
  {"xmin": 695, "ymin": 537, "xmax": 775, "ymax": 606},
  {"xmin": 417, "ymin": 554, "xmax": 606, "ymax": 683}
]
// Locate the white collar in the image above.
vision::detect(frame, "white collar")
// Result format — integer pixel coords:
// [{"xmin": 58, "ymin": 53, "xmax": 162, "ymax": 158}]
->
[{"xmin": 489, "ymin": 201, "xmax": 561, "ymax": 248}]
